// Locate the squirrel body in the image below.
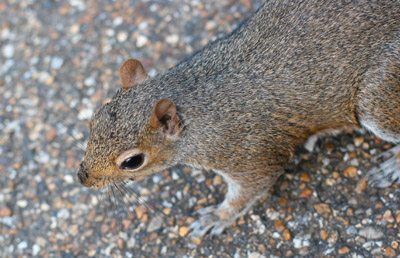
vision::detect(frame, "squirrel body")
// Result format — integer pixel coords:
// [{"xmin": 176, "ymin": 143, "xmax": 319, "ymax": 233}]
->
[{"xmin": 79, "ymin": 0, "xmax": 400, "ymax": 236}]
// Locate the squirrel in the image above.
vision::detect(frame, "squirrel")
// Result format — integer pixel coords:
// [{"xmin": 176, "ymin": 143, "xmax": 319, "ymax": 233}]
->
[{"xmin": 78, "ymin": 0, "xmax": 400, "ymax": 237}]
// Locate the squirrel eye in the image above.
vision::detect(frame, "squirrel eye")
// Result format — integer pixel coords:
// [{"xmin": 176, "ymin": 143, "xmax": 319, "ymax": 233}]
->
[{"xmin": 120, "ymin": 153, "xmax": 145, "ymax": 170}]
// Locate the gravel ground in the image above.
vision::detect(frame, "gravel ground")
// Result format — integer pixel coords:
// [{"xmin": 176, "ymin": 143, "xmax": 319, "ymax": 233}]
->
[{"xmin": 1, "ymin": 0, "xmax": 399, "ymax": 257}]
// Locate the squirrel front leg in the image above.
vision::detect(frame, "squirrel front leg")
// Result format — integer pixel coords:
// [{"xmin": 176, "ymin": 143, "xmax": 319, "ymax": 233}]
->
[{"xmin": 189, "ymin": 169, "xmax": 282, "ymax": 237}]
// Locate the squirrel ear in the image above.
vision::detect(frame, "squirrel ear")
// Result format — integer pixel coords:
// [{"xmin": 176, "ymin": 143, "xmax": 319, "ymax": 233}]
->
[
  {"xmin": 119, "ymin": 59, "xmax": 148, "ymax": 89},
  {"xmin": 149, "ymin": 99, "xmax": 182, "ymax": 139}
]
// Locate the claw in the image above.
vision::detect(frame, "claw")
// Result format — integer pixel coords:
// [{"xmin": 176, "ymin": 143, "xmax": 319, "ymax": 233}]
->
[
  {"xmin": 366, "ymin": 145, "xmax": 400, "ymax": 188},
  {"xmin": 188, "ymin": 205, "xmax": 235, "ymax": 237}
]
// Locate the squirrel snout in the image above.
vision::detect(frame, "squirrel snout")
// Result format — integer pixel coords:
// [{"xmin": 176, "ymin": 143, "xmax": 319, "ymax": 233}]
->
[{"xmin": 77, "ymin": 163, "xmax": 89, "ymax": 185}]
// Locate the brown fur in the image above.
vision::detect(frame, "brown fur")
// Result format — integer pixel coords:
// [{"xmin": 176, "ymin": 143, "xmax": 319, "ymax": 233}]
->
[{"xmin": 78, "ymin": 0, "xmax": 400, "ymax": 236}]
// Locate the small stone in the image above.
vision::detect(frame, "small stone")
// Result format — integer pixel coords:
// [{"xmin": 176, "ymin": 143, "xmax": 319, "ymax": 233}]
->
[
  {"xmin": 40, "ymin": 202, "xmax": 50, "ymax": 211},
  {"xmin": 84, "ymin": 77, "xmax": 96, "ymax": 87},
  {"xmin": 355, "ymin": 178, "xmax": 367, "ymax": 193},
  {"xmin": 338, "ymin": 246, "xmax": 350, "ymax": 254},
  {"xmin": 18, "ymin": 241, "xmax": 28, "ymax": 249},
  {"xmin": 0, "ymin": 205, "xmax": 12, "ymax": 217},
  {"xmin": 50, "ymin": 56, "xmax": 64, "ymax": 70},
  {"xmin": 147, "ymin": 216, "xmax": 163, "ymax": 232},
  {"xmin": 320, "ymin": 229, "xmax": 329, "ymax": 240},
  {"xmin": 359, "ymin": 227, "xmax": 384, "ymax": 239},
  {"xmin": 327, "ymin": 230, "xmax": 338, "ymax": 244},
  {"xmin": 2, "ymin": 44, "xmax": 14, "ymax": 58},
  {"xmin": 140, "ymin": 188, "xmax": 151, "ymax": 195},
  {"xmin": 190, "ymin": 236, "xmax": 202, "ymax": 245},
  {"xmin": 248, "ymin": 252, "xmax": 262, "ymax": 258},
  {"xmin": 45, "ymin": 127, "xmax": 57, "ymax": 141},
  {"xmin": 299, "ymin": 188, "xmax": 312, "ymax": 198},
  {"xmin": 117, "ymin": 31, "xmax": 128, "ymax": 42},
  {"xmin": 179, "ymin": 226, "xmax": 189, "ymax": 237},
  {"xmin": 213, "ymin": 175, "xmax": 222, "ymax": 185},
  {"xmin": 346, "ymin": 226, "xmax": 357, "ymax": 235},
  {"xmin": 344, "ymin": 166, "xmax": 358, "ymax": 178},
  {"xmin": 113, "ymin": 17, "xmax": 123, "ymax": 26},
  {"xmin": 391, "ymin": 241, "xmax": 399, "ymax": 249},
  {"xmin": 314, "ymin": 203, "xmax": 331, "ymax": 216},
  {"xmin": 78, "ymin": 108, "xmax": 93, "ymax": 120},
  {"xmin": 282, "ymin": 229, "xmax": 291, "ymax": 240},
  {"xmin": 70, "ymin": 24, "xmax": 80, "ymax": 34},
  {"xmin": 17, "ymin": 200, "xmax": 28, "ymax": 208},
  {"xmin": 166, "ymin": 34, "xmax": 179, "ymax": 45},
  {"xmin": 32, "ymin": 244, "xmax": 40, "ymax": 256},
  {"xmin": 382, "ymin": 210, "xmax": 394, "ymax": 223},
  {"xmin": 354, "ymin": 136, "xmax": 364, "ymax": 147},
  {"xmin": 298, "ymin": 247, "xmax": 309, "ymax": 256},
  {"xmin": 383, "ymin": 246, "xmax": 396, "ymax": 257},
  {"xmin": 325, "ymin": 141, "xmax": 335, "ymax": 151},
  {"xmin": 300, "ymin": 172, "xmax": 311, "ymax": 182},
  {"xmin": 57, "ymin": 208, "xmax": 70, "ymax": 219},
  {"xmin": 205, "ymin": 21, "xmax": 217, "ymax": 31},
  {"xmin": 274, "ymin": 220, "xmax": 285, "ymax": 232},
  {"xmin": 88, "ymin": 250, "xmax": 96, "ymax": 257},
  {"xmin": 64, "ymin": 174, "xmax": 74, "ymax": 184},
  {"xmin": 136, "ymin": 35, "xmax": 148, "ymax": 48}
]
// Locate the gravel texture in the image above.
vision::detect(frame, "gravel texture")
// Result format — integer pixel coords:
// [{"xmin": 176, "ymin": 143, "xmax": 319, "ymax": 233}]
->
[{"xmin": 1, "ymin": 0, "xmax": 399, "ymax": 257}]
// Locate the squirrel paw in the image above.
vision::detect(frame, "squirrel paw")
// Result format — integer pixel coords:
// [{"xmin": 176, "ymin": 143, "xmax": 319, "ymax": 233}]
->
[
  {"xmin": 366, "ymin": 145, "xmax": 400, "ymax": 188},
  {"xmin": 188, "ymin": 206, "xmax": 236, "ymax": 237}
]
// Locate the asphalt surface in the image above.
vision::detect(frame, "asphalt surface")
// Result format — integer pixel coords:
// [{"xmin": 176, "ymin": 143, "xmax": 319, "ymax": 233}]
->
[{"xmin": 0, "ymin": 0, "xmax": 399, "ymax": 257}]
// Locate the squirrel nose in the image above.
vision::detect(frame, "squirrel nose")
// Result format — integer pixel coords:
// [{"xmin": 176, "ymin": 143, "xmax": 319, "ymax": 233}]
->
[{"xmin": 77, "ymin": 163, "xmax": 89, "ymax": 185}]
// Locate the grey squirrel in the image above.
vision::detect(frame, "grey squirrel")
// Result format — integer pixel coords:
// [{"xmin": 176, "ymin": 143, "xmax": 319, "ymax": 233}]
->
[{"xmin": 78, "ymin": 0, "xmax": 400, "ymax": 237}]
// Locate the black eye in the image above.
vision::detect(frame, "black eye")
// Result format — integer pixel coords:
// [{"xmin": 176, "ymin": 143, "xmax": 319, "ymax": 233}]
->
[{"xmin": 120, "ymin": 153, "xmax": 144, "ymax": 170}]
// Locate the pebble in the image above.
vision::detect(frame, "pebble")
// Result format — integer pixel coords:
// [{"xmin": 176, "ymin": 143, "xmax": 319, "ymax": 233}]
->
[
  {"xmin": 64, "ymin": 174, "xmax": 74, "ymax": 184},
  {"xmin": 18, "ymin": 241, "xmax": 28, "ymax": 250},
  {"xmin": 51, "ymin": 56, "xmax": 64, "ymax": 70},
  {"xmin": 136, "ymin": 35, "xmax": 148, "ymax": 48},
  {"xmin": 16, "ymin": 200, "xmax": 28, "ymax": 208},
  {"xmin": 190, "ymin": 236, "xmax": 202, "ymax": 245},
  {"xmin": 338, "ymin": 246, "xmax": 350, "ymax": 254},
  {"xmin": 117, "ymin": 31, "xmax": 129, "ymax": 42},
  {"xmin": 84, "ymin": 77, "xmax": 96, "ymax": 87},
  {"xmin": 248, "ymin": 252, "xmax": 265, "ymax": 258},
  {"xmin": 383, "ymin": 246, "xmax": 396, "ymax": 257},
  {"xmin": 274, "ymin": 220, "xmax": 285, "ymax": 232},
  {"xmin": 299, "ymin": 187, "xmax": 312, "ymax": 198},
  {"xmin": 32, "ymin": 244, "xmax": 41, "ymax": 256},
  {"xmin": 343, "ymin": 166, "xmax": 358, "ymax": 178},
  {"xmin": 382, "ymin": 210, "xmax": 394, "ymax": 223},
  {"xmin": 57, "ymin": 208, "xmax": 70, "ymax": 219},
  {"xmin": 0, "ymin": 205, "xmax": 12, "ymax": 217},
  {"xmin": 359, "ymin": 227, "xmax": 384, "ymax": 239},
  {"xmin": 314, "ymin": 203, "xmax": 331, "ymax": 217},
  {"xmin": 179, "ymin": 226, "xmax": 189, "ymax": 237},
  {"xmin": 346, "ymin": 225, "xmax": 357, "ymax": 235},
  {"xmin": 166, "ymin": 34, "xmax": 179, "ymax": 45},
  {"xmin": 354, "ymin": 136, "xmax": 364, "ymax": 147},
  {"xmin": 320, "ymin": 229, "xmax": 329, "ymax": 240},
  {"xmin": 2, "ymin": 44, "xmax": 14, "ymax": 58},
  {"xmin": 355, "ymin": 178, "xmax": 367, "ymax": 193},
  {"xmin": 40, "ymin": 202, "xmax": 50, "ymax": 211},
  {"xmin": 282, "ymin": 229, "xmax": 291, "ymax": 241},
  {"xmin": 78, "ymin": 108, "xmax": 93, "ymax": 120},
  {"xmin": 147, "ymin": 216, "xmax": 163, "ymax": 232}
]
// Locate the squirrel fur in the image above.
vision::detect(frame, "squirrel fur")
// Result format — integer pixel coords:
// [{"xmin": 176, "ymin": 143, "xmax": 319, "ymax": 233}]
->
[{"xmin": 78, "ymin": 0, "xmax": 400, "ymax": 236}]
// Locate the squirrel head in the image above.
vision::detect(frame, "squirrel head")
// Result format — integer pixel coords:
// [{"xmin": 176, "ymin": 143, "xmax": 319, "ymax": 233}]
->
[{"xmin": 78, "ymin": 59, "xmax": 183, "ymax": 188}]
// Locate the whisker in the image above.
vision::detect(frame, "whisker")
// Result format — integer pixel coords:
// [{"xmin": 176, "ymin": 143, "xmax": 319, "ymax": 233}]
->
[{"xmin": 117, "ymin": 179, "xmax": 170, "ymax": 220}]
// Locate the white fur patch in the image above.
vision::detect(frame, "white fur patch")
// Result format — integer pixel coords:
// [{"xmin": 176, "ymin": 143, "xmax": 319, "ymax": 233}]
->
[
  {"xmin": 213, "ymin": 170, "xmax": 242, "ymax": 203},
  {"xmin": 360, "ymin": 119, "xmax": 400, "ymax": 143}
]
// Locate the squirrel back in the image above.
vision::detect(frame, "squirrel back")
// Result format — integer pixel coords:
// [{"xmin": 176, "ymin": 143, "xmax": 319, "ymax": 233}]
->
[{"xmin": 78, "ymin": 0, "xmax": 400, "ymax": 236}]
